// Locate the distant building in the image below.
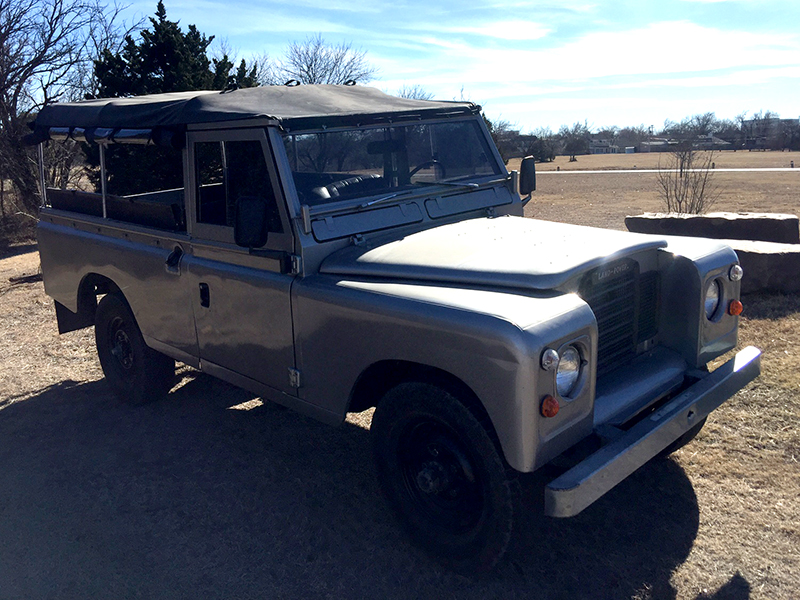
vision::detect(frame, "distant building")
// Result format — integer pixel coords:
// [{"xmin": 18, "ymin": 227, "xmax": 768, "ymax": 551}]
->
[
  {"xmin": 740, "ymin": 116, "xmax": 800, "ymax": 150},
  {"xmin": 589, "ymin": 138, "xmax": 620, "ymax": 154},
  {"xmin": 639, "ymin": 137, "xmax": 671, "ymax": 152},
  {"xmin": 639, "ymin": 135, "xmax": 730, "ymax": 152},
  {"xmin": 695, "ymin": 134, "xmax": 732, "ymax": 150}
]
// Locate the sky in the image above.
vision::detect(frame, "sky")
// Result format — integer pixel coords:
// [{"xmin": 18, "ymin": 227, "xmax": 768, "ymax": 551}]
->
[{"xmin": 123, "ymin": 0, "xmax": 800, "ymax": 133}]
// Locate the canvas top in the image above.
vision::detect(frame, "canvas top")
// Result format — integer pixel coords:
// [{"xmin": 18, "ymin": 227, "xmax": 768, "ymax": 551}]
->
[{"xmin": 27, "ymin": 85, "xmax": 479, "ymax": 145}]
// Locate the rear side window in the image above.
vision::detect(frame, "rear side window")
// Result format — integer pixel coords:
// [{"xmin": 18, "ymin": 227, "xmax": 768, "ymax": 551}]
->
[
  {"xmin": 195, "ymin": 139, "xmax": 283, "ymax": 233},
  {"xmin": 45, "ymin": 142, "xmax": 187, "ymax": 232}
]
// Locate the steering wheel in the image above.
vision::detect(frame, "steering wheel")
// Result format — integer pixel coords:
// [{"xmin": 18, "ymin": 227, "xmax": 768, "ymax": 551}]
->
[{"xmin": 409, "ymin": 160, "xmax": 446, "ymax": 179}]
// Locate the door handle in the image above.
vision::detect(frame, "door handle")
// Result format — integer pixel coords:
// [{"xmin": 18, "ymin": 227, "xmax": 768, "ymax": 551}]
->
[
  {"xmin": 199, "ymin": 283, "xmax": 210, "ymax": 308},
  {"xmin": 164, "ymin": 245, "xmax": 184, "ymax": 275}
]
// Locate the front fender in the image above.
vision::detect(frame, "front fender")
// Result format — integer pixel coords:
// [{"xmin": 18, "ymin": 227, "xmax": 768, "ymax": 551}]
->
[{"xmin": 292, "ymin": 276, "xmax": 597, "ymax": 471}]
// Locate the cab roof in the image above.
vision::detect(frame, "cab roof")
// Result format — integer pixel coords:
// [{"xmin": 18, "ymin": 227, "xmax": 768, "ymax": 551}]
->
[{"xmin": 27, "ymin": 85, "xmax": 480, "ymax": 145}]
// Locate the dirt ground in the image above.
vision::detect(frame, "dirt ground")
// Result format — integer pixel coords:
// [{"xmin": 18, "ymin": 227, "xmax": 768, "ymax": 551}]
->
[{"xmin": 1, "ymin": 153, "xmax": 798, "ymax": 599}]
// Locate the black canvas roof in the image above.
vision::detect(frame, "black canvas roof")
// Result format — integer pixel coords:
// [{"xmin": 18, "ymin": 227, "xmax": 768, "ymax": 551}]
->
[{"xmin": 27, "ymin": 85, "xmax": 479, "ymax": 145}]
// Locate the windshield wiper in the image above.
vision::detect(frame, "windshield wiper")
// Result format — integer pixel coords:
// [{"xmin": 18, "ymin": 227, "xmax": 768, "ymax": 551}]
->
[
  {"xmin": 360, "ymin": 181, "xmax": 480, "ymax": 209},
  {"xmin": 415, "ymin": 181, "xmax": 479, "ymax": 191},
  {"xmin": 360, "ymin": 191, "xmax": 405, "ymax": 209}
]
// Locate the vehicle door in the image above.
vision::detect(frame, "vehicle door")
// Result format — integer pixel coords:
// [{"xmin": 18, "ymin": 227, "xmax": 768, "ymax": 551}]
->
[{"xmin": 184, "ymin": 128, "xmax": 297, "ymax": 395}]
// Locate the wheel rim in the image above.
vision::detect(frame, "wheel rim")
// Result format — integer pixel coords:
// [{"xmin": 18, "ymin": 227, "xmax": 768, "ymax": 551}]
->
[
  {"xmin": 108, "ymin": 316, "xmax": 135, "ymax": 371},
  {"xmin": 398, "ymin": 419, "xmax": 485, "ymax": 534}
]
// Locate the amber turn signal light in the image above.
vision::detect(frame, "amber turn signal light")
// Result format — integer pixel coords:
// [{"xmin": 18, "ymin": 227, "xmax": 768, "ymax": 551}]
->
[
  {"xmin": 728, "ymin": 300, "xmax": 743, "ymax": 316},
  {"xmin": 541, "ymin": 395, "xmax": 560, "ymax": 418}
]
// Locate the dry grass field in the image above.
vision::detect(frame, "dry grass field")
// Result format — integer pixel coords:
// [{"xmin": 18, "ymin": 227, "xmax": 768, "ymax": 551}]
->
[
  {"xmin": 1, "ymin": 151, "xmax": 798, "ymax": 599},
  {"xmin": 529, "ymin": 150, "xmax": 800, "ymax": 172},
  {"xmin": 509, "ymin": 150, "xmax": 800, "ymax": 231}
]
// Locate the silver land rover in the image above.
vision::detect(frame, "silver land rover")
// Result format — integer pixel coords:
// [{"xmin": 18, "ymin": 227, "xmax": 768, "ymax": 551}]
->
[{"xmin": 27, "ymin": 84, "xmax": 760, "ymax": 572}]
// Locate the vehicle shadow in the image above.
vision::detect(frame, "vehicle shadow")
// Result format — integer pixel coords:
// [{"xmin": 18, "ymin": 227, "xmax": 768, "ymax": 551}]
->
[{"xmin": 0, "ymin": 374, "xmax": 748, "ymax": 599}]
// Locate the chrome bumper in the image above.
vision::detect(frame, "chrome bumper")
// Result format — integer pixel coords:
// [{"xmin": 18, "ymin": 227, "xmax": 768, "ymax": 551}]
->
[{"xmin": 544, "ymin": 346, "xmax": 762, "ymax": 518}]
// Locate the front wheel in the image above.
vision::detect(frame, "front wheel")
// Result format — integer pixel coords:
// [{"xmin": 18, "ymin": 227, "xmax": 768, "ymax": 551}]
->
[
  {"xmin": 371, "ymin": 382, "xmax": 517, "ymax": 573},
  {"xmin": 95, "ymin": 293, "xmax": 175, "ymax": 405}
]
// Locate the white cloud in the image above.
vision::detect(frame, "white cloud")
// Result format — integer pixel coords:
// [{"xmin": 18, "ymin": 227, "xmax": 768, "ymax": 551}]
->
[
  {"xmin": 417, "ymin": 21, "xmax": 552, "ymax": 41},
  {"xmin": 170, "ymin": 0, "xmax": 380, "ymax": 15},
  {"xmin": 385, "ymin": 20, "xmax": 800, "ymax": 86},
  {"xmin": 119, "ymin": 1, "xmax": 800, "ymax": 130}
]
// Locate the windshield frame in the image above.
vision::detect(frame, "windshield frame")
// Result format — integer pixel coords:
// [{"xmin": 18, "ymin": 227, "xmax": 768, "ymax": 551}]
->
[{"xmin": 280, "ymin": 115, "xmax": 507, "ymax": 215}]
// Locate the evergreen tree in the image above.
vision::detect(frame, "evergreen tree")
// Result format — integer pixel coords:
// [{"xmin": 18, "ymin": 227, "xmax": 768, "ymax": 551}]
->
[
  {"xmin": 89, "ymin": 2, "xmax": 260, "ymax": 196},
  {"xmin": 94, "ymin": 1, "xmax": 215, "ymax": 97}
]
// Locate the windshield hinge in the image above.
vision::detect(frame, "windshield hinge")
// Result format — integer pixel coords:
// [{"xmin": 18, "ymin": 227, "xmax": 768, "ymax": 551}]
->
[
  {"xmin": 485, "ymin": 206, "xmax": 497, "ymax": 218},
  {"xmin": 300, "ymin": 205, "xmax": 312, "ymax": 235},
  {"xmin": 288, "ymin": 368, "xmax": 302, "ymax": 389},
  {"xmin": 351, "ymin": 234, "xmax": 365, "ymax": 246}
]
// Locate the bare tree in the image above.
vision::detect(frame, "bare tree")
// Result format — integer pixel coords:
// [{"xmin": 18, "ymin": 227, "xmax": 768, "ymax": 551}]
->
[
  {"xmin": 714, "ymin": 117, "xmax": 743, "ymax": 147},
  {"xmin": 251, "ymin": 52, "xmax": 277, "ymax": 87},
  {"xmin": 656, "ymin": 145, "xmax": 719, "ymax": 214},
  {"xmin": 483, "ymin": 116, "xmax": 518, "ymax": 164},
  {"xmin": 277, "ymin": 33, "xmax": 378, "ymax": 85},
  {"xmin": 558, "ymin": 121, "xmax": 591, "ymax": 161},
  {"xmin": 397, "ymin": 84, "xmax": 434, "ymax": 100},
  {"xmin": 688, "ymin": 112, "xmax": 717, "ymax": 135},
  {"xmin": 617, "ymin": 124, "xmax": 651, "ymax": 150},
  {"xmin": 210, "ymin": 39, "xmax": 275, "ymax": 89},
  {"xmin": 72, "ymin": 3, "xmax": 141, "ymax": 99},
  {"xmin": 523, "ymin": 127, "xmax": 556, "ymax": 162},
  {"xmin": 0, "ymin": 0, "xmax": 133, "ymax": 213}
]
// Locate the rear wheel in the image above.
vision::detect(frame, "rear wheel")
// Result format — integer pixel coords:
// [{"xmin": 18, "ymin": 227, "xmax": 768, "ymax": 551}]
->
[
  {"xmin": 371, "ymin": 382, "xmax": 517, "ymax": 573},
  {"xmin": 95, "ymin": 293, "xmax": 175, "ymax": 404}
]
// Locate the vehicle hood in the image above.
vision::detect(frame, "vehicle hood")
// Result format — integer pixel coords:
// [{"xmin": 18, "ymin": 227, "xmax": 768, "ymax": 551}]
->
[{"xmin": 319, "ymin": 216, "xmax": 668, "ymax": 291}]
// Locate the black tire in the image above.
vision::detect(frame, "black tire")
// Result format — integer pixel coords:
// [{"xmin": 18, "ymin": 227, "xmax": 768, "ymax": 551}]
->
[
  {"xmin": 95, "ymin": 293, "xmax": 175, "ymax": 405},
  {"xmin": 658, "ymin": 417, "xmax": 707, "ymax": 458},
  {"xmin": 371, "ymin": 382, "xmax": 517, "ymax": 573}
]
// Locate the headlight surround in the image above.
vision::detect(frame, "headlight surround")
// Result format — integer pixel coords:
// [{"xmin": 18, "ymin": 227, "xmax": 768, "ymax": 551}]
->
[
  {"xmin": 704, "ymin": 279, "xmax": 722, "ymax": 320},
  {"xmin": 556, "ymin": 345, "xmax": 582, "ymax": 398}
]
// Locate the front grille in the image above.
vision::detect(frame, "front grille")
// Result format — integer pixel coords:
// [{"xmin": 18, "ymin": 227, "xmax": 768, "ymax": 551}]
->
[
  {"xmin": 637, "ymin": 271, "xmax": 659, "ymax": 340},
  {"xmin": 580, "ymin": 260, "xmax": 660, "ymax": 377}
]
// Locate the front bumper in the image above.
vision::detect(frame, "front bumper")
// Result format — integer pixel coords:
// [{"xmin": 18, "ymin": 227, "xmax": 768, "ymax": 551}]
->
[{"xmin": 544, "ymin": 346, "xmax": 761, "ymax": 518}]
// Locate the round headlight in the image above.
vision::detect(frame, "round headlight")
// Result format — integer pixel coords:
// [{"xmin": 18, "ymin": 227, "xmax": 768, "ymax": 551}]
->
[
  {"xmin": 729, "ymin": 264, "xmax": 743, "ymax": 281},
  {"xmin": 704, "ymin": 279, "xmax": 721, "ymax": 320},
  {"xmin": 556, "ymin": 345, "xmax": 581, "ymax": 398}
]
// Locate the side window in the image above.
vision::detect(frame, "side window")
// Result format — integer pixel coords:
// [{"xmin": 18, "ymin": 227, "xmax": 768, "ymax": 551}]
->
[
  {"xmin": 45, "ymin": 141, "xmax": 186, "ymax": 232},
  {"xmin": 195, "ymin": 142, "xmax": 226, "ymax": 225},
  {"xmin": 195, "ymin": 139, "xmax": 283, "ymax": 233}
]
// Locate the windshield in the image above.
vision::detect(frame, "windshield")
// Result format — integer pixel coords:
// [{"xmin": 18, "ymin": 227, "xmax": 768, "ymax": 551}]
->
[{"xmin": 282, "ymin": 119, "xmax": 502, "ymax": 207}]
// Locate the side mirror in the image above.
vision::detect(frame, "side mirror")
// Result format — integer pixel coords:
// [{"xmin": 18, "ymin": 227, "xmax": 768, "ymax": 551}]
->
[
  {"xmin": 520, "ymin": 156, "xmax": 536, "ymax": 195},
  {"xmin": 234, "ymin": 196, "xmax": 268, "ymax": 248}
]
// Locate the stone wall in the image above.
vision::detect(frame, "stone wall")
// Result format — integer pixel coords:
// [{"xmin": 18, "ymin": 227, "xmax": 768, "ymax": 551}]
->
[
  {"xmin": 625, "ymin": 212, "xmax": 800, "ymax": 294},
  {"xmin": 625, "ymin": 212, "xmax": 799, "ymax": 244}
]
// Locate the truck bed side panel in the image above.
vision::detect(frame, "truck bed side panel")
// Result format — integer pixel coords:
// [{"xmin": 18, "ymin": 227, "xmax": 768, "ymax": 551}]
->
[{"xmin": 37, "ymin": 213, "xmax": 199, "ymax": 359}]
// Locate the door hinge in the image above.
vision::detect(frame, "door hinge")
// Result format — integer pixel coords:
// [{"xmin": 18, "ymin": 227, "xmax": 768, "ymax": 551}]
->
[
  {"xmin": 288, "ymin": 368, "xmax": 302, "ymax": 389},
  {"xmin": 288, "ymin": 254, "xmax": 302, "ymax": 276}
]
